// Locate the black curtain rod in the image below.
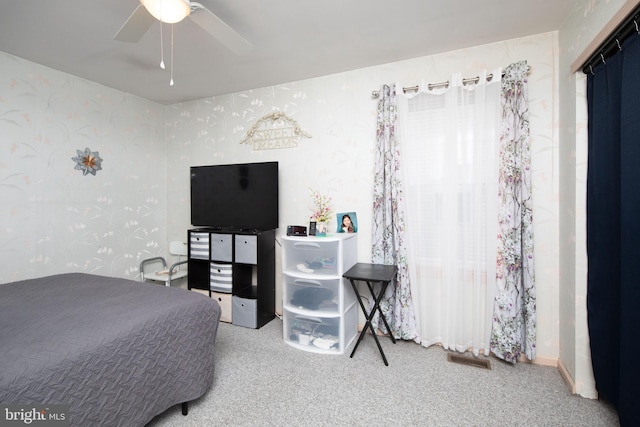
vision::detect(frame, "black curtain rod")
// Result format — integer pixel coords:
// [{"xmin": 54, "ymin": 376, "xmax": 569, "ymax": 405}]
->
[{"xmin": 582, "ymin": 4, "xmax": 640, "ymax": 74}]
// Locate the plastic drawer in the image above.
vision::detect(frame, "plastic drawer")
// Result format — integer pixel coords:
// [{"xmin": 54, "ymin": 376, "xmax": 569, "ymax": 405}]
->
[
  {"xmin": 282, "ymin": 239, "xmax": 339, "ymax": 276},
  {"xmin": 283, "ymin": 274, "xmax": 341, "ymax": 314},
  {"xmin": 283, "ymin": 309, "xmax": 341, "ymax": 353}
]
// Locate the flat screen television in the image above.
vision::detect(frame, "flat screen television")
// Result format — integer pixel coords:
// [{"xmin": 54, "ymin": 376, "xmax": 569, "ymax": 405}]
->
[{"xmin": 190, "ymin": 161, "xmax": 279, "ymax": 231}]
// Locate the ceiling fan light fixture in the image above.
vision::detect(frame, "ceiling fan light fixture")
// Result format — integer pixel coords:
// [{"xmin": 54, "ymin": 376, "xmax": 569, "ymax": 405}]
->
[{"xmin": 140, "ymin": 0, "xmax": 191, "ymax": 24}]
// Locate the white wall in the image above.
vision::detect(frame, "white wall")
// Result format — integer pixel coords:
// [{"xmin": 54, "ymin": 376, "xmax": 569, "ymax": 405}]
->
[
  {"xmin": 165, "ymin": 32, "xmax": 562, "ymax": 362},
  {"xmin": 0, "ymin": 52, "xmax": 167, "ymax": 283}
]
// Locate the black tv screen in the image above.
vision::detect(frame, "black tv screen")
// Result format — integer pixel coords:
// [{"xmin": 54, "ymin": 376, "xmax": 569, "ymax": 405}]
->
[{"xmin": 190, "ymin": 161, "xmax": 279, "ymax": 231}]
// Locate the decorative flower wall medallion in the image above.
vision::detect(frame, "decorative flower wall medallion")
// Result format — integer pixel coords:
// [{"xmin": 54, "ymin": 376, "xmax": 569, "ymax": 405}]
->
[
  {"xmin": 241, "ymin": 111, "xmax": 312, "ymax": 150},
  {"xmin": 72, "ymin": 147, "xmax": 103, "ymax": 176}
]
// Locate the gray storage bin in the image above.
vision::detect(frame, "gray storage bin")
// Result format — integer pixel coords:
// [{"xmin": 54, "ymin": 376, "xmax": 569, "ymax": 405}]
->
[
  {"xmin": 234, "ymin": 235, "xmax": 257, "ymax": 264},
  {"xmin": 232, "ymin": 296, "xmax": 257, "ymax": 328},
  {"xmin": 210, "ymin": 233, "xmax": 233, "ymax": 262}
]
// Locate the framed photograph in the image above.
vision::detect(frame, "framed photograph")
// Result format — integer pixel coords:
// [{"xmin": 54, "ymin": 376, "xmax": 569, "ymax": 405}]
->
[{"xmin": 336, "ymin": 212, "xmax": 357, "ymax": 233}]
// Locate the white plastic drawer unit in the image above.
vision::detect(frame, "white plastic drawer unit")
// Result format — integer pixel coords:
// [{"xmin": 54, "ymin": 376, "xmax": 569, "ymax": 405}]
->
[
  {"xmin": 282, "ymin": 239, "xmax": 340, "ymax": 276},
  {"xmin": 210, "ymin": 262, "xmax": 232, "ymax": 293},
  {"xmin": 190, "ymin": 232, "xmax": 210, "ymax": 260},
  {"xmin": 283, "ymin": 275, "xmax": 342, "ymax": 314},
  {"xmin": 283, "ymin": 309, "xmax": 342, "ymax": 353}
]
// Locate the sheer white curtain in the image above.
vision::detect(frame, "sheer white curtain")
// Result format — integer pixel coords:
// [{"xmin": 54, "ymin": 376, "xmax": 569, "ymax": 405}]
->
[{"xmin": 398, "ymin": 70, "xmax": 501, "ymax": 356}]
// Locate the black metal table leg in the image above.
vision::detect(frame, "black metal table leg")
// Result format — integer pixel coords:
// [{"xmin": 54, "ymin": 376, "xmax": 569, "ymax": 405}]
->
[
  {"xmin": 348, "ymin": 278, "xmax": 372, "ymax": 357},
  {"xmin": 348, "ymin": 278, "xmax": 395, "ymax": 365},
  {"xmin": 343, "ymin": 263, "xmax": 398, "ymax": 365},
  {"xmin": 365, "ymin": 280, "xmax": 396, "ymax": 344}
]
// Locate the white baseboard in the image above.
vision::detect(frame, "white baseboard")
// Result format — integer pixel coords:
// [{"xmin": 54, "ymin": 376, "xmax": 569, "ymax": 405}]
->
[
  {"xmin": 557, "ymin": 358, "xmax": 577, "ymax": 394},
  {"xmin": 517, "ymin": 354, "xmax": 577, "ymax": 395},
  {"xmin": 518, "ymin": 354, "xmax": 557, "ymax": 367}
]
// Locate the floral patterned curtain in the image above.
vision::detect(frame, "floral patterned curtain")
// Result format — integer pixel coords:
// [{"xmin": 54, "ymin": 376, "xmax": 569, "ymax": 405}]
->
[
  {"xmin": 490, "ymin": 61, "xmax": 536, "ymax": 363},
  {"xmin": 371, "ymin": 84, "xmax": 418, "ymax": 341}
]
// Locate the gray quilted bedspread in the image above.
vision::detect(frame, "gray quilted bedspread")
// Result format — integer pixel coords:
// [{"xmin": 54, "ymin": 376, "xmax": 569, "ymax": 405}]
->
[{"xmin": 0, "ymin": 273, "xmax": 221, "ymax": 426}]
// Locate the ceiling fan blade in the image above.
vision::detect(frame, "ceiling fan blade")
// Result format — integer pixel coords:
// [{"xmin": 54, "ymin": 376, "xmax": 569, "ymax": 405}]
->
[
  {"xmin": 114, "ymin": 4, "xmax": 156, "ymax": 42},
  {"xmin": 189, "ymin": 5, "xmax": 252, "ymax": 55}
]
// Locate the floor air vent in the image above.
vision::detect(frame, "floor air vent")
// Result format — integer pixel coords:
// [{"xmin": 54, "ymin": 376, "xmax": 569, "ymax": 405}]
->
[{"xmin": 447, "ymin": 353, "xmax": 492, "ymax": 370}]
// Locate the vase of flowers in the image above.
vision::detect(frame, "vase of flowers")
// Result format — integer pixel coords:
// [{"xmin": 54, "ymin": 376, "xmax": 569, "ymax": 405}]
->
[{"xmin": 309, "ymin": 189, "xmax": 333, "ymax": 237}]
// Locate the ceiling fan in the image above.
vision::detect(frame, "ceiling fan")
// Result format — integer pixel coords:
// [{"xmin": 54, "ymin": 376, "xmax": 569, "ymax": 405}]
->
[{"xmin": 114, "ymin": 0, "xmax": 252, "ymax": 55}]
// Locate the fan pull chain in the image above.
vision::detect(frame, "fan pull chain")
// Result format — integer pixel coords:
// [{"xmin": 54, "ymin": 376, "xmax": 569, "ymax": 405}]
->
[
  {"xmin": 170, "ymin": 24, "xmax": 175, "ymax": 86},
  {"xmin": 159, "ymin": 20, "xmax": 165, "ymax": 69}
]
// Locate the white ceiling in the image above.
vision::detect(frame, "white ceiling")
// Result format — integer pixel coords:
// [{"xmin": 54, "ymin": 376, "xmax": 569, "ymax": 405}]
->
[{"xmin": 0, "ymin": 0, "xmax": 576, "ymax": 105}]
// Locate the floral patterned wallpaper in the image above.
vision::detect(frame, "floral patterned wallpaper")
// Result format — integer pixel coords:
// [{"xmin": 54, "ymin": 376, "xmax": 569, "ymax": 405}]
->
[{"xmin": 0, "ymin": 52, "xmax": 166, "ymax": 283}]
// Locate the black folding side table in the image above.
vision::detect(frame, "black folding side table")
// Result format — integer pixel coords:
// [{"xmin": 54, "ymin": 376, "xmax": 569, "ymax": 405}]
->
[{"xmin": 343, "ymin": 262, "xmax": 397, "ymax": 366}]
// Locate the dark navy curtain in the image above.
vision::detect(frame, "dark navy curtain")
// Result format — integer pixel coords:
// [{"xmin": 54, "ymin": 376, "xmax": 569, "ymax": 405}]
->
[{"xmin": 587, "ymin": 34, "xmax": 640, "ymax": 426}]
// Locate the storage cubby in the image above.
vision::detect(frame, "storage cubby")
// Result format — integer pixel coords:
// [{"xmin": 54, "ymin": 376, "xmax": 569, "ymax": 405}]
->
[
  {"xmin": 282, "ymin": 234, "xmax": 357, "ymax": 354},
  {"xmin": 188, "ymin": 228, "xmax": 275, "ymax": 328}
]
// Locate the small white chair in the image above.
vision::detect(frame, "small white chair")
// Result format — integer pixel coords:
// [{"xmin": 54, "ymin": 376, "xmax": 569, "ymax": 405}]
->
[{"xmin": 140, "ymin": 241, "xmax": 188, "ymax": 287}]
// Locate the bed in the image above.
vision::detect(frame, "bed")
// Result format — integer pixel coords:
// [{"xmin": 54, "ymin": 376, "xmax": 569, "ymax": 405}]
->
[{"xmin": 0, "ymin": 273, "xmax": 221, "ymax": 426}]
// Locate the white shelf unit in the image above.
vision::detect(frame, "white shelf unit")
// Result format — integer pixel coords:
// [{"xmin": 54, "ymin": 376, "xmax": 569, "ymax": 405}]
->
[{"xmin": 282, "ymin": 233, "xmax": 357, "ymax": 354}]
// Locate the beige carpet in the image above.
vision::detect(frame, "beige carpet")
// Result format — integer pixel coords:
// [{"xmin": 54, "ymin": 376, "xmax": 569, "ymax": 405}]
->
[{"xmin": 147, "ymin": 319, "xmax": 619, "ymax": 426}]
